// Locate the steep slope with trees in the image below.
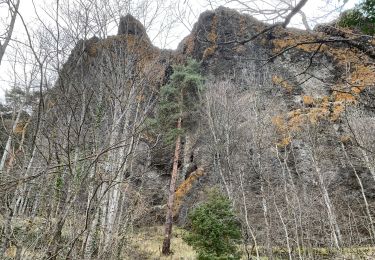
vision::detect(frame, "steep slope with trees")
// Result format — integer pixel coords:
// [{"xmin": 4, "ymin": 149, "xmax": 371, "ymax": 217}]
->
[{"xmin": 1, "ymin": 3, "xmax": 375, "ymax": 259}]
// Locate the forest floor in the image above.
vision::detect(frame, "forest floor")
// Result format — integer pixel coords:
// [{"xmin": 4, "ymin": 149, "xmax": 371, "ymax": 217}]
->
[
  {"xmin": 2, "ymin": 217, "xmax": 375, "ymax": 259},
  {"xmin": 125, "ymin": 225, "xmax": 196, "ymax": 259},
  {"xmin": 126, "ymin": 225, "xmax": 375, "ymax": 259}
]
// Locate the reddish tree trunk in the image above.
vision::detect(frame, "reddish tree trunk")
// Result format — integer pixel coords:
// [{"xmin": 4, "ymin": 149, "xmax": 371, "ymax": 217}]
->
[{"xmin": 162, "ymin": 116, "xmax": 182, "ymax": 255}]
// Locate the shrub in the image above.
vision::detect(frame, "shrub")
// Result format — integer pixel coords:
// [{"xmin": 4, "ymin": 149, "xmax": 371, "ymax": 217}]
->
[
  {"xmin": 338, "ymin": 0, "xmax": 375, "ymax": 35},
  {"xmin": 183, "ymin": 189, "xmax": 241, "ymax": 260}
]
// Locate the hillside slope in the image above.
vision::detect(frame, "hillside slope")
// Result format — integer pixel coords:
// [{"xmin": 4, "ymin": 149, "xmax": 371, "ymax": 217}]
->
[{"xmin": 1, "ymin": 7, "xmax": 375, "ymax": 259}]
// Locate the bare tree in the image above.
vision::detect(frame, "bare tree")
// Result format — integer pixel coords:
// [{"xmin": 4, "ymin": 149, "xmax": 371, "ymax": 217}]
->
[{"xmin": 0, "ymin": 0, "xmax": 20, "ymax": 66}]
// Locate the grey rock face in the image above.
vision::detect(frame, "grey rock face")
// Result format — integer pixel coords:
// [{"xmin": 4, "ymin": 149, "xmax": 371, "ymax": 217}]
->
[
  {"xmin": 118, "ymin": 14, "xmax": 151, "ymax": 42},
  {"xmin": 173, "ymin": 6, "xmax": 375, "ymax": 223},
  {"xmin": 56, "ymin": 7, "xmax": 375, "ymax": 234}
]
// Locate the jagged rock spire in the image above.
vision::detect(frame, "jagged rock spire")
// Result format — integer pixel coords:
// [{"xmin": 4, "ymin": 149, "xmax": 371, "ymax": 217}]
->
[{"xmin": 118, "ymin": 14, "xmax": 150, "ymax": 42}]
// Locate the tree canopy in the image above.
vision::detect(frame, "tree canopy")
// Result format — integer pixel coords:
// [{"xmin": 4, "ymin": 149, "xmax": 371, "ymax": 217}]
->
[
  {"xmin": 338, "ymin": 0, "xmax": 375, "ymax": 35},
  {"xmin": 156, "ymin": 59, "xmax": 204, "ymax": 144}
]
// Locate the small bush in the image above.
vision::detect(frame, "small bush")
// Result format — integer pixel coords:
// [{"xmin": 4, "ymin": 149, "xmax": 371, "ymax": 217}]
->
[
  {"xmin": 183, "ymin": 189, "xmax": 241, "ymax": 260},
  {"xmin": 338, "ymin": 0, "xmax": 375, "ymax": 35}
]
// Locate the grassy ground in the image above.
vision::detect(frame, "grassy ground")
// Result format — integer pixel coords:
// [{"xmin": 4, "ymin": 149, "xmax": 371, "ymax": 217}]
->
[
  {"xmin": 126, "ymin": 226, "xmax": 196, "ymax": 260},
  {"xmin": 2, "ymin": 217, "xmax": 375, "ymax": 259},
  {"xmin": 126, "ymin": 226, "xmax": 375, "ymax": 259}
]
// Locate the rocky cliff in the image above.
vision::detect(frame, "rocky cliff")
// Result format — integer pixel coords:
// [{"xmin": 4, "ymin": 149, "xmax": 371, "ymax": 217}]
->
[
  {"xmin": 175, "ymin": 6, "xmax": 375, "ymax": 221},
  {"xmin": 23, "ymin": 6, "xmax": 375, "ymax": 258}
]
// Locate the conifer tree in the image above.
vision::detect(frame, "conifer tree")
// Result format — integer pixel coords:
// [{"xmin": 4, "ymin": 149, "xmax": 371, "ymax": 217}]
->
[
  {"xmin": 159, "ymin": 59, "xmax": 203, "ymax": 255},
  {"xmin": 184, "ymin": 189, "xmax": 241, "ymax": 260},
  {"xmin": 338, "ymin": 0, "xmax": 375, "ymax": 35}
]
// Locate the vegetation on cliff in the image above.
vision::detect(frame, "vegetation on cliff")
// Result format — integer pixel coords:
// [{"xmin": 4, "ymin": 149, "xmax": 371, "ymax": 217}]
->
[{"xmin": 1, "ymin": 0, "xmax": 375, "ymax": 259}]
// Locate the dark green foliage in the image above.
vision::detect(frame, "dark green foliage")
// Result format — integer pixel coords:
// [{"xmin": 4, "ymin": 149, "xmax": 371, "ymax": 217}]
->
[
  {"xmin": 361, "ymin": 0, "xmax": 375, "ymax": 22},
  {"xmin": 5, "ymin": 87, "xmax": 26, "ymax": 105},
  {"xmin": 183, "ymin": 189, "xmax": 242, "ymax": 260},
  {"xmin": 156, "ymin": 59, "xmax": 204, "ymax": 144},
  {"xmin": 338, "ymin": 0, "xmax": 375, "ymax": 35}
]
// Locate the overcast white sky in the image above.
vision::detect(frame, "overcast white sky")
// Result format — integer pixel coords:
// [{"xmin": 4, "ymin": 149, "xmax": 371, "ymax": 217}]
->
[{"xmin": 0, "ymin": 0, "xmax": 359, "ymax": 104}]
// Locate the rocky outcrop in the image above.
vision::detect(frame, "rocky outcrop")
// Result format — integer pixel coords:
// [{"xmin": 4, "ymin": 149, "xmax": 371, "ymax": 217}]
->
[
  {"xmin": 118, "ymin": 14, "xmax": 151, "ymax": 43},
  {"xmin": 56, "ymin": 6, "xmax": 375, "ymax": 245},
  {"xmin": 173, "ymin": 6, "xmax": 375, "ymax": 228}
]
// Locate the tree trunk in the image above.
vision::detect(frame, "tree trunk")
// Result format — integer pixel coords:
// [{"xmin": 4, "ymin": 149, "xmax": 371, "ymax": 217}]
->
[
  {"xmin": 341, "ymin": 143, "xmax": 375, "ymax": 242},
  {"xmin": 0, "ymin": 0, "xmax": 20, "ymax": 65},
  {"xmin": 0, "ymin": 106, "xmax": 22, "ymax": 173},
  {"xmin": 311, "ymin": 155, "xmax": 342, "ymax": 248},
  {"xmin": 239, "ymin": 169, "xmax": 259, "ymax": 260},
  {"xmin": 162, "ymin": 116, "xmax": 182, "ymax": 255},
  {"xmin": 0, "ymin": 197, "xmax": 14, "ymax": 258}
]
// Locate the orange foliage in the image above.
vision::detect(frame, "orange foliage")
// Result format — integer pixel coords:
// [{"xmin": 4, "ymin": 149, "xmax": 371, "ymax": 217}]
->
[
  {"xmin": 321, "ymin": 44, "xmax": 374, "ymax": 122},
  {"xmin": 303, "ymin": 95, "xmax": 314, "ymax": 106},
  {"xmin": 308, "ymin": 108, "xmax": 328, "ymax": 124},
  {"xmin": 185, "ymin": 35, "xmax": 195, "ymax": 55},
  {"xmin": 14, "ymin": 121, "xmax": 26, "ymax": 134},
  {"xmin": 272, "ymin": 29, "xmax": 375, "ymax": 105},
  {"xmin": 272, "ymin": 75, "xmax": 293, "ymax": 92},
  {"xmin": 208, "ymin": 15, "xmax": 218, "ymax": 43},
  {"xmin": 272, "ymin": 115, "xmax": 287, "ymax": 133},
  {"xmin": 340, "ymin": 135, "xmax": 352, "ymax": 144},
  {"xmin": 350, "ymin": 64, "xmax": 375, "ymax": 88},
  {"xmin": 352, "ymin": 86, "xmax": 365, "ymax": 94},
  {"xmin": 331, "ymin": 102, "xmax": 344, "ymax": 121},
  {"xmin": 14, "ymin": 125, "xmax": 23, "ymax": 134},
  {"xmin": 203, "ymin": 46, "xmax": 217, "ymax": 59},
  {"xmin": 320, "ymin": 96, "xmax": 330, "ymax": 109},
  {"xmin": 173, "ymin": 167, "xmax": 205, "ymax": 217},
  {"xmin": 272, "ymin": 103, "xmax": 331, "ymax": 144},
  {"xmin": 333, "ymin": 91, "xmax": 356, "ymax": 104},
  {"xmin": 277, "ymin": 136, "xmax": 291, "ymax": 147},
  {"xmin": 87, "ymin": 45, "xmax": 97, "ymax": 57},
  {"xmin": 203, "ymin": 15, "xmax": 218, "ymax": 59},
  {"xmin": 287, "ymin": 112, "xmax": 304, "ymax": 131},
  {"xmin": 272, "ymin": 36, "xmax": 322, "ymax": 53},
  {"xmin": 270, "ymin": 28, "xmax": 375, "ymax": 146}
]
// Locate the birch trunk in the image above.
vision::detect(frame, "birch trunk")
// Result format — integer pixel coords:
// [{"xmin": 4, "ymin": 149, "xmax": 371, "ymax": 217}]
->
[
  {"xmin": 0, "ymin": 0, "xmax": 20, "ymax": 65},
  {"xmin": 239, "ymin": 169, "xmax": 259, "ymax": 260},
  {"xmin": 206, "ymin": 93, "xmax": 232, "ymax": 199},
  {"xmin": 0, "ymin": 106, "xmax": 22, "ymax": 173},
  {"xmin": 341, "ymin": 143, "xmax": 375, "ymax": 241},
  {"xmin": 311, "ymin": 155, "xmax": 342, "ymax": 248},
  {"xmin": 361, "ymin": 149, "xmax": 375, "ymax": 183}
]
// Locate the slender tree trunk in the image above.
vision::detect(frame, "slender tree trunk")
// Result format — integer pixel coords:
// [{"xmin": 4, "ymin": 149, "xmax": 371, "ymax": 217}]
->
[
  {"xmin": 14, "ymin": 145, "xmax": 37, "ymax": 215},
  {"xmin": 283, "ymin": 150, "xmax": 303, "ymax": 260},
  {"xmin": 0, "ymin": 0, "xmax": 20, "ymax": 65},
  {"xmin": 311, "ymin": 155, "xmax": 342, "ymax": 248},
  {"xmin": 0, "ymin": 197, "xmax": 14, "ymax": 258},
  {"xmin": 83, "ymin": 205, "xmax": 100, "ymax": 260},
  {"xmin": 275, "ymin": 148, "xmax": 294, "ymax": 260},
  {"xmin": 239, "ymin": 169, "xmax": 259, "ymax": 260},
  {"xmin": 260, "ymin": 180, "xmax": 272, "ymax": 258},
  {"xmin": 274, "ymin": 196, "xmax": 292, "ymax": 260},
  {"xmin": 341, "ymin": 143, "xmax": 375, "ymax": 241},
  {"xmin": 0, "ymin": 106, "xmax": 22, "ymax": 173},
  {"xmin": 162, "ymin": 116, "xmax": 182, "ymax": 255},
  {"xmin": 361, "ymin": 149, "xmax": 375, "ymax": 183},
  {"xmin": 206, "ymin": 94, "xmax": 231, "ymax": 199}
]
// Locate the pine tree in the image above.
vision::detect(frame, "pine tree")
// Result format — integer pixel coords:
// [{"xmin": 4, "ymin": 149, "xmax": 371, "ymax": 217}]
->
[
  {"xmin": 159, "ymin": 59, "xmax": 203, "ymax": 255},
  {"xmin": 338, "ymin": 0, "xmax": 375, "ymax": 35}
]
